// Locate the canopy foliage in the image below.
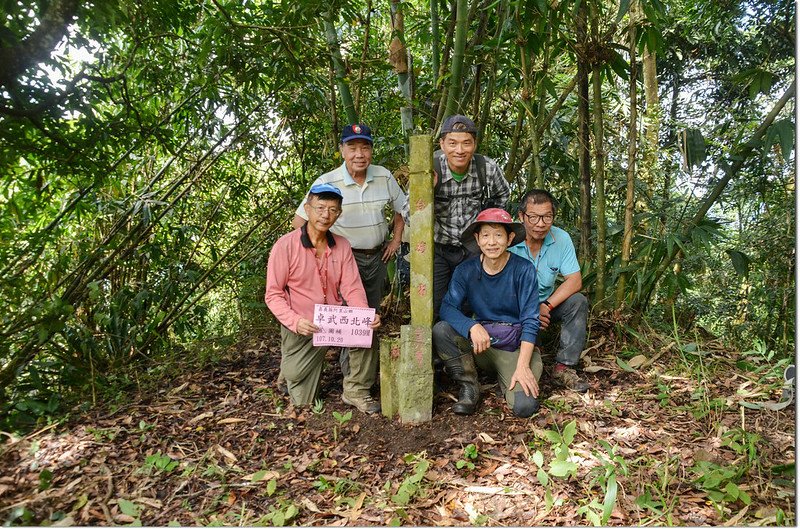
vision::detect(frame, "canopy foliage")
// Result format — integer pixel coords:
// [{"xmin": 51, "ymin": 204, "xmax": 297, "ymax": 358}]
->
[{"xmin": 0, "ymin": 0, "xmax": 794, "ymax": 428}]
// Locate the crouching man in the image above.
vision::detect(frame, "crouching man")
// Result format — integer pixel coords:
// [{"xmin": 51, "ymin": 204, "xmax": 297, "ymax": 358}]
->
[
  {"xmin": 433, "ymin": 208, "xmax": 542, "ymax": 418},
  {"xmin": 509, "ymin": 189, "xmax": 589, "ymax": 393},
  {"xmin": 265, "ymin": 183, "xmax": 382, "ymax": 413}
]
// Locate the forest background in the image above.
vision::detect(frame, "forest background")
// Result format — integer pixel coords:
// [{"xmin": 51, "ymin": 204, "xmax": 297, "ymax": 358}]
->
[{"xmin": 0, "ymin": 0, "xmax": 794, "ymax": 430}]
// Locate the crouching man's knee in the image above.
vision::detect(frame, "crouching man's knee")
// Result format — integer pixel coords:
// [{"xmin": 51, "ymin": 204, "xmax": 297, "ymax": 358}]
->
[{"xmin": 511, "ymin": 392, "xmax": 540, "ymax": 418}]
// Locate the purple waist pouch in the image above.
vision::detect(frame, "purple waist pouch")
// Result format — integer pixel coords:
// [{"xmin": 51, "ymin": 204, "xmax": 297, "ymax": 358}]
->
[{"xmin": 480, "ymin": 322, "xmax": 523, "ymax": 352}]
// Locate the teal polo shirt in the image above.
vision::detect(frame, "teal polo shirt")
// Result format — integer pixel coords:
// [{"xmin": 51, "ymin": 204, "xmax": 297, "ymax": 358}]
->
[{"xmin": 508, "ymin": 226, "xmax": 580, "ymax": 302}]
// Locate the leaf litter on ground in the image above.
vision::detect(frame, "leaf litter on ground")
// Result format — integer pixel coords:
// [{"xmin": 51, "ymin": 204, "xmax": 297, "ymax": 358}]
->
[{"xmin": 0, "ymin": 318, "xmax": 794, "ymax": 526}]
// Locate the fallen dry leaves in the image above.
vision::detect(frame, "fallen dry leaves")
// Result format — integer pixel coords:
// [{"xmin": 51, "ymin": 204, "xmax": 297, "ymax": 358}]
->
[{"xmin": 0, "ymin": 325, "xmax": 794, "ymax": 526}]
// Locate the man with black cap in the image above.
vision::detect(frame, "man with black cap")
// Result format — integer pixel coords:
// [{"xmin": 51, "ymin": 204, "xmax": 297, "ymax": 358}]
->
[
  {"xmin": 433, "ymin": 115, "xmax": 511, "ymax": 321},
  {"xmin": 268, "ymin": 183, "xmax": 383, "ymax": 413},
  {"xmin": 433, "ymin": 208, "xmax": 542, "ymax": 418}
]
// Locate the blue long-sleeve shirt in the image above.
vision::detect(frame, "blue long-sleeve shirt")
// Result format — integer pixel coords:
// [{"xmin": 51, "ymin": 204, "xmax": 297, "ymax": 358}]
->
[{"xmin": 440, "ymin": 252, "xmax": 541, "ymax": 345}]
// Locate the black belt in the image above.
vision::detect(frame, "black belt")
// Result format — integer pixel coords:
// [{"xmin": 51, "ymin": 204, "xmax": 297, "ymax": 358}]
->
[{"xmin": 352, "ymin": 246, "xmax": 382, "ymax": 255}]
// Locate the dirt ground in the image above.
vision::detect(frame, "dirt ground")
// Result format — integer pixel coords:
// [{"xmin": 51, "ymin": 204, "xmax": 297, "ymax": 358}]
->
[{"xmin": 0, "ymin": 319, "xmax": 795, "ymax": 526}]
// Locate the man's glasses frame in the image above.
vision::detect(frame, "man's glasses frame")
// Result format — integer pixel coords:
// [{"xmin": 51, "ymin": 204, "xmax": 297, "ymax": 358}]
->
[
  {"xmin": 311, "ymin": 205, "xmax": 342, "ymax": 217},
  {"xmin": 522, "ymin": 212, "xmax": 554, "ymax": 225}
]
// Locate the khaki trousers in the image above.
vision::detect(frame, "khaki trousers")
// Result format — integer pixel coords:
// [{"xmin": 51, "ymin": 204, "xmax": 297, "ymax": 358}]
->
[{"xmin": 280, "ymin": 326, "xmax": 377, "ymax": 406}]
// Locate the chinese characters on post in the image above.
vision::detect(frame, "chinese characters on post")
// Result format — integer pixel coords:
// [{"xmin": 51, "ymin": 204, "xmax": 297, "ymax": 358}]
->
[{"xmin": 312, "ymin": 304, "xmax": 376, "ymax": 348}]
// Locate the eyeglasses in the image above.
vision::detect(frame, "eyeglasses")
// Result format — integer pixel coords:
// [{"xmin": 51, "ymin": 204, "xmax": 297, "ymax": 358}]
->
[
  {"xmin": 311, "ymin": 205, "xmax": 341, "ymax": 217},
  {"xmin": 522, "ymin": 212, "xmax": 554, "ymax": 225}
]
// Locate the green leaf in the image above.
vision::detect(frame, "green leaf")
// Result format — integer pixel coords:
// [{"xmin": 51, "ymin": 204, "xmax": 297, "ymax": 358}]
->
[
  {"xmin": 764, "ymin": 118, "xmax": 794, "ymax": 163},
  {"xmin": 562, "ymin": 420, "xmax": 577, "ymax": 446},
  {"xmin": 543, "ymin": 430, "xmax": 562, "ymax": 444},
  {"xmin": 616, "ymin": 0, "xmax": 632, "ymax": 22},
  {"xmin": 682, "ymin": 128, "xmax": 707, "ymax": 170},
  {"xmin": 537, "ymin": 468, "xmax": 549, "ymax": 486},
  {"xmin": 724, "ymin": 481, "xmax": 740, "ymax": 499},
  {"xmin": 705, "ymin": 489, "xmax": 724, "ymax": 502},
  {"xmin": 602, "ymin": 474, "xmax": 618, "ymax": 524},
  {"xmin": 597, "ymin": 439, "xmax": 613, "ymax": 455},
  {"xmin": 616, "ymin": 357, "xmax": 635, "ymax": 372},
  {"xmin": 549, "ymin": 460, "xmax": 577, "ymax": 477},
  {"xmin": 532, "ymin": 450, "xmax": 544, "ymax": 468},
  {"xmin": 392, "ymin": 488, "xmax": 410, "ymax": 505},
  {"xmin": 739, "ymin": 400, "xmax": 763, "ymax": 410},
  {"xmin": 607, "ymin": 50, "xmax": 630, "ymax": 81},
  {"xmin": 118, "ymin": 498, "xmax": 140, "ymax": 517},
  {"xmin": 726, "ymin": 249, "xmax": 750, "ymax": 277},
  {"xmin": 680, "ymin": 342, "xmax": 698, "ymax": 353},
  {"xmin": 266, "ymin": 478, "xmax": 277, "ymax": 496},
  {"xmin": 284, "ymin": 504, "xmax": 298, "ymax": 520},
  {"xmin": 74, "ymin": 494, "xmax": 89, "ymax": 510},
  {"xmin": 38, "ymin": 469, "xmax": 53, "ymax": 491},
  {"xmin": 738, "ymin": 489, "xmax": 752, "ymax": 505}
]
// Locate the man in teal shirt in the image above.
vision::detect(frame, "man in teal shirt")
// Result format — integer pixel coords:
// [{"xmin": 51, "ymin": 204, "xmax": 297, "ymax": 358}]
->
[{"xmin": 508, "ymin": 189, "xmax": 589, "ymax": 393}]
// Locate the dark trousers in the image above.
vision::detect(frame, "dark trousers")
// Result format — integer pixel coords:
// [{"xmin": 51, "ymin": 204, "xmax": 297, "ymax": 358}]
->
[
  {"xmin": 340, "ymin": 250, "xmax": 385, "ymax": 382},
  {"xmin": 539, "ymin": 292, "xmax": 589, "ymax": 366},
  {"xmin": 433, "ymin": 243, "xmax": 475, "ymax": 321}
]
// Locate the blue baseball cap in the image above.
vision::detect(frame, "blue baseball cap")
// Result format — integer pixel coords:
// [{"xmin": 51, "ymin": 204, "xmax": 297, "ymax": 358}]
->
[
  {"xmin": 340, "ymin": 123, "xmax": 373, "ymax": 144},
  {"xmin": 309, "ymin": 183, "xmax": 343, "ymax": 198}
]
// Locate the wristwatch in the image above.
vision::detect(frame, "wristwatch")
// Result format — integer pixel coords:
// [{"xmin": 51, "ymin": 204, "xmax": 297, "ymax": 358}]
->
[{"xmin": 543, "ymin": 300, "xmax": 553, "ymax": 309}]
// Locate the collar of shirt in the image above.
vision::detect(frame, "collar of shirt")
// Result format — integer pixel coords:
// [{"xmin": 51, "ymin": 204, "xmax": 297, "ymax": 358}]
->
[
  {"xmin": 439, "ymin": 155, "xmax": 475, "ymax": 185},
  {"xmin": 300, "ymin": 223, "xmax": 336, "ymax": 249},
  {"xmin": 512, "ymin": 229, "xmax": 557, "ymax": 261},
  {"xmin": 341, "ymin": 163, "xmax": 375, "ymax": 186}
]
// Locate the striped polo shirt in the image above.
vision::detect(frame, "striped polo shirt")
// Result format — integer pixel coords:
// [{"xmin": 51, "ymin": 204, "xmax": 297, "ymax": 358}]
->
[{"xmin": 296, "ymin": 163, "xmax": 409, "ymax": 250}]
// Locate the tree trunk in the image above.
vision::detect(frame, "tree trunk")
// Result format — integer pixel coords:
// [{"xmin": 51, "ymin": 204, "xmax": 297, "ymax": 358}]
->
[
  {"xmin": 323, "ymin": 9, "xmax": 358, "ymax": 124},
  {"xmin": 505, "ymin": 107, "xmax": 525, "ymax": 184},
  {"xmin": 431, "ymin": 0, "xmax": 441, "ymax": 92},
  {"xmin": 590, "ymin": 5, "xmax": 607, "ymax": 307},
  {"xmin": 353, "ymin": 0, "xmax": 373, "ymax": 117},
  {"xmin": 616, "ymin": 5, "xmax": 638, "ymax": 307},
  {"xmin": 327, "ymin": 63, "xmax": 340, "ymax": 145},
  {"xmin": 641, "ymin": 43, "xmax": 659, "ymax": 198},
  {"xmin": 443, "ymin": 0, "xmax": 468, "ymax": 117},
  {"xmin": 434, "ymin": 2, "xmax": 457, "ymax": 128},
  {"xmin": 390, "ymin": 0, "xmax": 414, "ymax": 137},
  {"xmin": 576, "ymin": 0, "xmax": 592, "ymax": 264}
]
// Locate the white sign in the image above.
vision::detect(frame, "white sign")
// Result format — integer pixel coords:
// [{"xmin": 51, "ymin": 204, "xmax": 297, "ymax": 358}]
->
[{"xmin": 312, "ymin": 304, "xmax": 376, "ymax": 348}]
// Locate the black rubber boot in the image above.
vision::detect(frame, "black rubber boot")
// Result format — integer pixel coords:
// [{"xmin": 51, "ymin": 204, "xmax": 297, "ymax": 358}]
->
[{"xmin": 444, "ymin": 355, "xmax": 480, "ymax": 415}]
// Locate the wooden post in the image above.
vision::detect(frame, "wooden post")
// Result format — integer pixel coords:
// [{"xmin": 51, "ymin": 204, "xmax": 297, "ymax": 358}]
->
[
  {"xmin": 407, "ymin": 135, "xmax": 434, "ymax": 328},
  {"xmin": 380, "ymin": 135, "xmax": 433, "ymax": 423}
]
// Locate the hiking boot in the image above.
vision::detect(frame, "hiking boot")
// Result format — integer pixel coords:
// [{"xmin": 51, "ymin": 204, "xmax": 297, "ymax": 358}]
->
[
  {"xmin": 443, "ymin": 355, "xmax": 480, "ymax": 415},
  {"xmin": 342, "ymin": 393, "xmax": 381, "ymax": 414},
  {"xmin": 552, "ymin": 364, "xmax": 589, "ymax": 393}
]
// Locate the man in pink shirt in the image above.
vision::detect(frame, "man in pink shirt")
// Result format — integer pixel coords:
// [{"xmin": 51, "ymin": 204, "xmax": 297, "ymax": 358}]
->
[{"xmin": 265, "ymin": 183, "xmax": 382, "ymax": 413}]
